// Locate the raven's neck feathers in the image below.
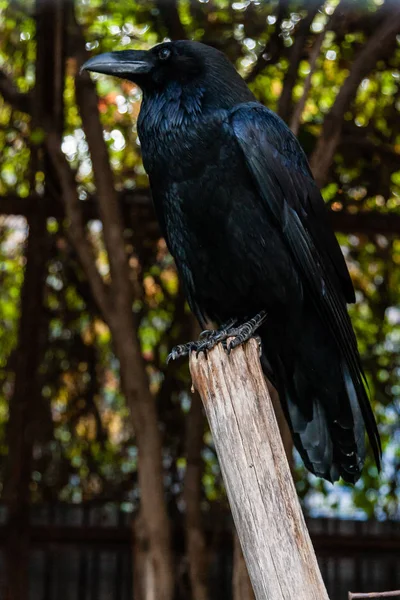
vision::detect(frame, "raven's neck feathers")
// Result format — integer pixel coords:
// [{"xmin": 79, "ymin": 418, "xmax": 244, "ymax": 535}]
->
[
  {"xmin": 139, "ymin": 81, "xmax": 206, "ymax": 134},
  {"xmin": 139, "ymin": 62, "xmax": 255, "ymax": 135}
]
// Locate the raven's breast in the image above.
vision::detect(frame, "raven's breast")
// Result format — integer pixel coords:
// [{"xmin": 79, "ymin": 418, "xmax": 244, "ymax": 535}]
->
[{"xmin": 156, "ymin": 141, "xmax": 302, "ymax": 324}]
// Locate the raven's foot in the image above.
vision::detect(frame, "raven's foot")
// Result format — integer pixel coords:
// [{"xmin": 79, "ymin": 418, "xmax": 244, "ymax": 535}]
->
[
  {"xmin": 167, "ymin": 312, "xmax": 267, "ymax": 363},
  {"xmin": 224, "ymin": 310, "xmax": 268, "ymax": 354},
  {"xmin": 167, "ymin": 319, "xmax": 237, "ymax": 363},
  {"xmin": 167, "ymin": 342, "xmax": 198, "ymax": 363},
  {"xmin": 198, "ymin": 318, "xmax": 237, "ymax": 343}
]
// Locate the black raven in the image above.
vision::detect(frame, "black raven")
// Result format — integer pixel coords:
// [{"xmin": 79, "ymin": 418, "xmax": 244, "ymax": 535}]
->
[{"xmin": 82, "ymin": 40, "xmax": 381, "ymax": 483}]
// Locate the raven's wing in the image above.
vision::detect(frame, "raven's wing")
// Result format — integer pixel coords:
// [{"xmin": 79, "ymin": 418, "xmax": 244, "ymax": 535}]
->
[
  {"xmin": 230, "ymin": 102, "xmax": 355, "ymax": 303},
  {"xmin": 228, "ymin": 102, "xmax": 381, "ymax": 468}
]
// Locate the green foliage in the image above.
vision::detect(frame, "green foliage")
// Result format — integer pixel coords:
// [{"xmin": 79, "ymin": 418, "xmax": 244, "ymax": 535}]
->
[{"xmin": 0, "ymin": 0, "xmax": 400, "ymax": 520}]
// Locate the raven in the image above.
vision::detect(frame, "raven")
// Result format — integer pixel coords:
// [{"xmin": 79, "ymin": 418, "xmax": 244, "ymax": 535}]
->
[{"xmin": 83, "ymin": 40, "xmax": 381, "ymax": 483}]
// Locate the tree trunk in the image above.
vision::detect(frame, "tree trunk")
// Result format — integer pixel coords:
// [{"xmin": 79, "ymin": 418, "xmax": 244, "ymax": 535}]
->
[
  {"xmin": 54, "ymin": 8, "xmax": 176, "ymax": 598},
  {"xmin": 111, "ymin": 328, "xmax": 174, "ymax": 600},
  {"xmin": 4, "ymin": 1, "xmax": 65, "ymax": 597},
  {"xmin": 184, "ymin": 391, "xmax": 209, "ymax": 600},
  {"xmin": 4, "ymin": 206, "xmax": 49, "ymax": 600},
  {"xmin": 233, "ymin": 531, "xmax": 255, "ymax": 600}
]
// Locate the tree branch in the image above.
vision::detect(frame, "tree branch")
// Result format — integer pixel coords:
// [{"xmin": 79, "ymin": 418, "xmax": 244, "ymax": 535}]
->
[
  {"xmin": 289, "ymin": 0, "xmax": 347, "ymax": 135},
  {"xmin": 45, "ymin": 131, "xmax": 111, "ymax": 320},
  {"xmin": 0, "ymin": 69, "xmax": 31, "ymax": 113},
  {"xmin": 1, "ymin": 190, "xmax": 400, "ymax": 235},
  {"xmin": 277, "ymin": 0, "xmax": 324, "ymax": 122},
  {"xmin": 245, "ymin": 0, "xmax": 289, "ymax": 84},
  {"xmin": 309, "ymin": 3, "xmax": 400, "ymax": 186},
  {"xmin": 156, "ymin": 0, "xmax": 187, "ymax": 40},
  {"xmin": 74, "ymin": 81, "xmax": 136, "ymax": 319}
]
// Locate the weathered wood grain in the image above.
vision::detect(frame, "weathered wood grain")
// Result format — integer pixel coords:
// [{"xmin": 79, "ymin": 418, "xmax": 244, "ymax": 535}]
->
[{"xmin": 189, "ymin": 339, "xmax": 330, "ymax": 600}]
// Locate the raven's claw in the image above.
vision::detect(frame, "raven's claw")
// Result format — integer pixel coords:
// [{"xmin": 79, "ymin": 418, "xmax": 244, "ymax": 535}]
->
[
  {"xmin": 167, "ymin": 343, "xmax": 196, "ymax": 363},
  {"xmin": 199, "ymin": 329, "xmax": 213, "ymax": 340},
  {"xmin": 225, "ymin": 311, "xmax": 267, "ymax": 354},
  {"xmin": 198, "ymin": 318, "xmax": 237, "ymax": 342},
  {"xmin": 167, "ymin": 335, "xmax": 221, "ymax": 363},
  {"xmin": 167, "ymin": 312, "xmax": 267, "ymax": 364}
]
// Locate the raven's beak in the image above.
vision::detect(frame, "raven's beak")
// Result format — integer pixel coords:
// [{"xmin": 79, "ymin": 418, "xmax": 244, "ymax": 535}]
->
[{"xmin": 81, "ymin": 50, "xmax": 154, "ymax": 78}]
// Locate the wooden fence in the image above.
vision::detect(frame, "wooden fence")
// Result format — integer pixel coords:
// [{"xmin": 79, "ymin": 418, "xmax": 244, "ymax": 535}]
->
[{"xmin": 0, "ymin": 504, "xmax": 399, "ymax": 600}]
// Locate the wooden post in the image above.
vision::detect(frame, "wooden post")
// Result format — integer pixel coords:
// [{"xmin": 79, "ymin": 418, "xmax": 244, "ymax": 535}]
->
[{"xmin": 189, "ymin": 339, "xmax": 330, "ymax": 600}]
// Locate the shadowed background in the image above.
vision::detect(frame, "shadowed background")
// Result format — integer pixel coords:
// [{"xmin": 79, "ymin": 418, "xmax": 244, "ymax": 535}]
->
[{"xmin": 0, "ymin": 0, "xmax": 399, "ymax": 599}]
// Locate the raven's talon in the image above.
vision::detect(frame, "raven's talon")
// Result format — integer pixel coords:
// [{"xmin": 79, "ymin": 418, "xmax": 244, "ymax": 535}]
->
[
  {"xmin": 195, "ymin": 344, "xmax": 208, "ymax": 358},
  {"xmin": 222, "ymin": 311, "xmax": 268, "ymax": 355},
  {"xmin": 167, "ymin": 343, "xmax": 195, "ymax": 363},
  {"xmin": 195, "ymin": 333, "xmax": 222, "ymax": 357},
  {"xmin": 254, "ymin": 335, "xmax": 263, "ymax": 357},
  {"xmin": 199, "ymin": 329, "xmax": 213, "ymax": 340},
  {"xmin": 227, "ymin": 336, "xmax": 244, "ymax": 354}
]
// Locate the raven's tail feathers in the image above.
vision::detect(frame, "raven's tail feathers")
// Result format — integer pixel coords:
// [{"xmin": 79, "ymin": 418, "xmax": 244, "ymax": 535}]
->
[{"xmin": 261, "ymin": 336, "xmax": 381, "ymax": 484}]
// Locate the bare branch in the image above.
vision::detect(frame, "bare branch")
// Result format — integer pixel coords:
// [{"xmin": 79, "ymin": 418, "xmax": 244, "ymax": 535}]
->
[
  {"xmin": 349, "ymin": 592, "xmax": 400, "ymax": 599},
  {"xmin": 329, "ymin": 210, "xmax": 400, "ymax": 235},
  {"xmin": 310, "ymin": 5, "xmax": 400, "ymax": 186},
  {"xmin": 339, "ymin": 134, "xmax": 400, "ymax": 168},
  {"xmin": 75, "ymin": 80, "xmax": 134, "ymax": 298},
  {"xmin": 70, "ymin": 13, "xmax": 140, "ymax": 326},
  {"xmin": 245, "ymin": 0, "xmax": 289, "ymax": 84},
  {"xmin": 289, "ymin": 30, "xmax": 325, "ymax": 134},
  {"xmin": 289, "ymin": 0, "xmax": 351, "ymax": 134},
  {"xmin": 277, "ymin": 0, "xmax": 324, "ymax": 122},
  {"xmin": 156, "ymin": 0, "xmax": 187, "ymax": 40},
  {"xmin": 45, "ymin": 131, "xmax": 111, "ymax": 320},
  {"xmin": 0, "ymin": 69, "xmax": 31, "ymax": 113},
  {"xmin": 1, "ymin": 190, "xmax": 400, "ymax": 236}
]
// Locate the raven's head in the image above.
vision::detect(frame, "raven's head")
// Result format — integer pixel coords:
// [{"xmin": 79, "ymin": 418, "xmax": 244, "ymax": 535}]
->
[{"xmin": 82, "ymin": 40, "xmax": 253, "ymax": 107}]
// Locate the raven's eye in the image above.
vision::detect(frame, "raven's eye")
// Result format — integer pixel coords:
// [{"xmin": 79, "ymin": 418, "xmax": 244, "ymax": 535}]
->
[{"xmin": 158, "ymin": 47, "xmax": 171, "ymax": 61}]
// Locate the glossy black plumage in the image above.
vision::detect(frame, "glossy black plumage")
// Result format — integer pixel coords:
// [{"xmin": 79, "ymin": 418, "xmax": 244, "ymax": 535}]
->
[{"xmin": 83, "ymin": 40, "xmax": 381, "ymax": 483}]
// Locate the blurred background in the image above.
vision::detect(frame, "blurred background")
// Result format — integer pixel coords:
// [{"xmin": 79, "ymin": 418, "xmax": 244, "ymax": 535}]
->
[{"xmin": 0, "ymin": 0, "xmax": 399, "ymax": 599}]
